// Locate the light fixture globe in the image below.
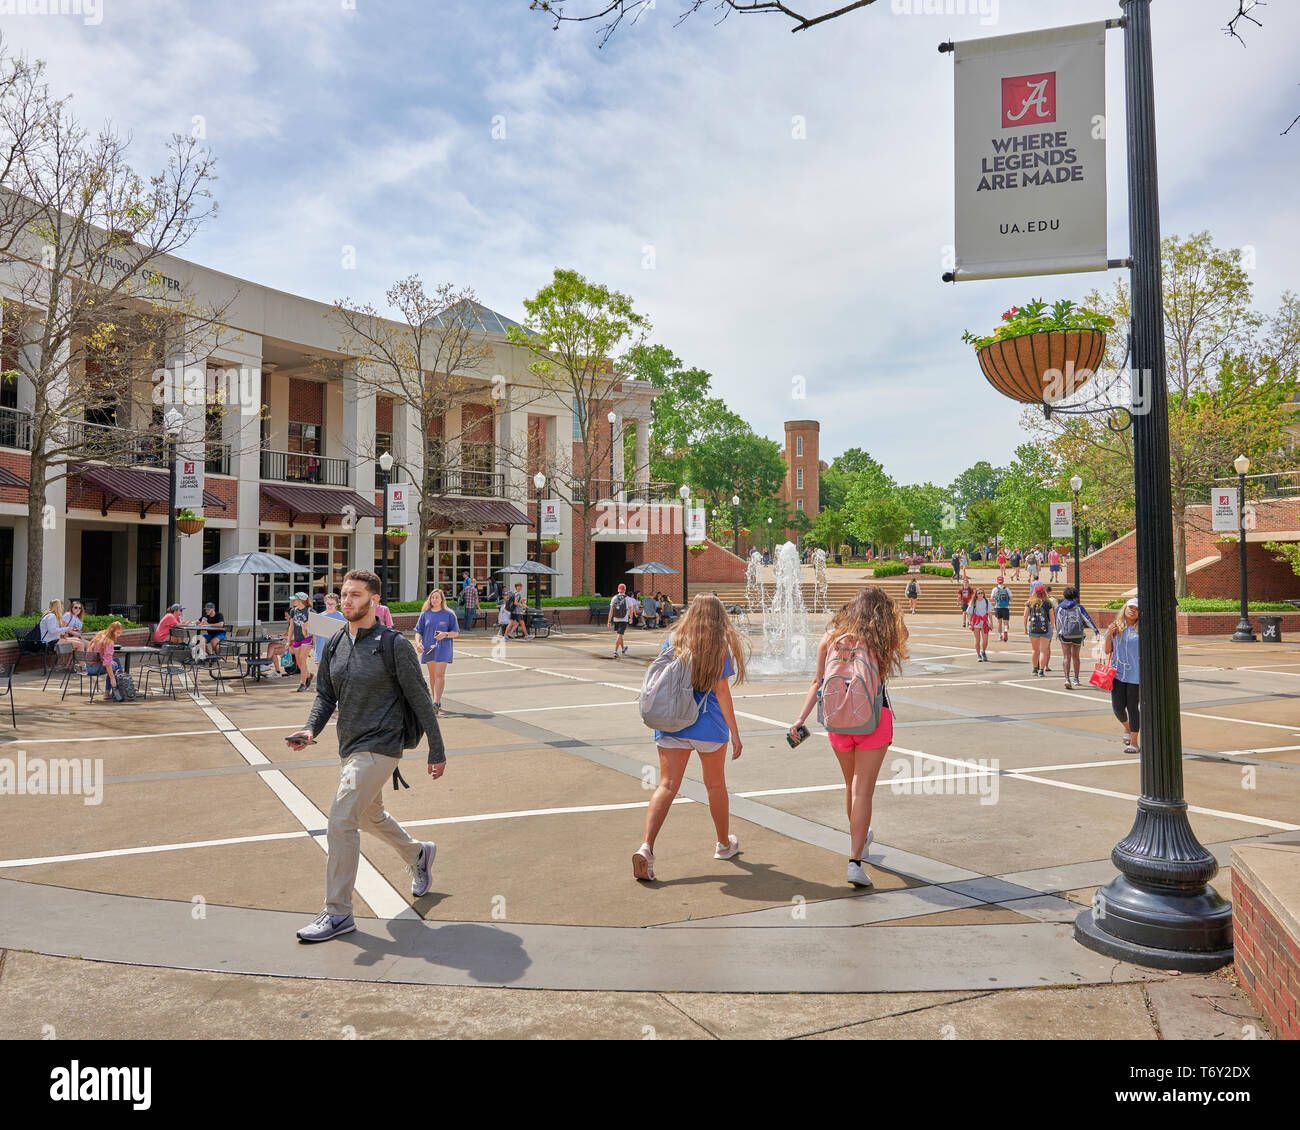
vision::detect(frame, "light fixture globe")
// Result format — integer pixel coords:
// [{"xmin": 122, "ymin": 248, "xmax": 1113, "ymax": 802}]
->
[
  {"xmin": 731, "ymin": 495, "xmax": 740, "ymax": 507},
  {"xmin": 679, "ymin": 484, "xmax": 691, "ymax": 502},
  {"xmin": 1070, "ymin": 474, "xmax": 1083, "ymax": 493},
  {"xmin": 1233, "ymin": 454, "xmax": 1250, "ymax": 476},
  {"xmin": 607, "ymin": 411, "xmax": 616, "ymax": 424},
  {"xmin": 533, "ymin": 471, "xmax": 546, "ymax": 490},
  {"xmin": 378, "ymin": 450, "xmax": 394, "ymax": 473}
]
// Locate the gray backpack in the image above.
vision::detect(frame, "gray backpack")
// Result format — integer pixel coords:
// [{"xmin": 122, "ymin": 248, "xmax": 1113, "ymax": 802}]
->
[{"xmin": 639, "ymin": 644, "xmax": 704, "ymax": 732}]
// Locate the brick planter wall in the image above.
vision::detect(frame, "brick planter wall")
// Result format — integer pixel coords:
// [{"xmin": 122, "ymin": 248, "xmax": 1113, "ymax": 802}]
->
[
  {"xmin": 1232, "ymin": 844, "xmax": 1300, "ymax": 1040},
  {"xmin": 1088, "ymin": 609, "xmax": 1300, "ymax": 637},
  {"xmin": 3, "ymin": 627, "xmax": 154, "ymax": 674}
]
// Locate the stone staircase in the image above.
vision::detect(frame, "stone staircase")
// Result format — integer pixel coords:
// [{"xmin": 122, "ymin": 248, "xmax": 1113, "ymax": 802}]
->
[{"xmin": 712, "ymin": 573, "xmax": 1134, "ymax": 614}]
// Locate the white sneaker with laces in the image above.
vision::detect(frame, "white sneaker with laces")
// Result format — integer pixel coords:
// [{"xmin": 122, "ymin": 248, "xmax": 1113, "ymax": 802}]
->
[
  {"xmin": 714, "ymin": 834, "xmax": 740, "ymax": 860},
  {"xmin": 409, "ymin": 841, "xmax": 437, "ymax": 897},
  {"xmin": 297, "ymin": 910, "xmax": 356, "ymax": 943},
  {"xmin": 847, "ymin": 860, "xmax": 873, "ymax": 888}
]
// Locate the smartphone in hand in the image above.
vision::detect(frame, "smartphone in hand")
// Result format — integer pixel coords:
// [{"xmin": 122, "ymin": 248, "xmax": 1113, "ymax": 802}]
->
[{"xmin": 787, "ymin": 724, "xmax": 810, "ymax": 748}]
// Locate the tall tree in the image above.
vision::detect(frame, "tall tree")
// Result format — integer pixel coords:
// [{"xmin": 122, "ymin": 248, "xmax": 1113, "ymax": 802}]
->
[
  {"xmin": 508, "ymin": 268, "xmax": 650, "ymax": 595},
  {"xmin": 949, "ymin": 461, "xmax": 1004, "ymax": 517},
  {"xmin": 995, "ymin": 442, "xmax": 1058, "ymax": 550},
  {"xmin": 849, "ymin": 494, "xmax": 910, "ymax": 557}
]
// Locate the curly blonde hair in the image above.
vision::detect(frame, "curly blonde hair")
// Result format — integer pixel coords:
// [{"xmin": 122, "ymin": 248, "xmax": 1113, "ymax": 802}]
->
[{"xmin": 826, "ymin": 587, "xmax": 909, "ymax": 677}]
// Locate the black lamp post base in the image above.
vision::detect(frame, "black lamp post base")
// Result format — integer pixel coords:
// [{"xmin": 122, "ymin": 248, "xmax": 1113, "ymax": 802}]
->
[
  {"xmin": 1074, "ymin": 875, "xmax": 1233, "ymax": 972},
  {"xmin": 1230, "ymin": 619, "xmax": 1257, "ymax": 642}
]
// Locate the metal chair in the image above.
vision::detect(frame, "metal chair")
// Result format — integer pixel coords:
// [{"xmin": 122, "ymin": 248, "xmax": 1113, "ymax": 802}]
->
[
  {"xmin": 206, "ymin": 640, "xmax": 250, "ymax": 695},
  {"xmin": 142, "ymin": 644, "xmax": 193, "ymax": 700},
  {"xmin": 0, "ymin": 660, "xmax": 15, "ymax": 727},
  {"xmin": 43, "ymin": 641, "xmax": 78, "ymax": 691},
  {"xmin": 61, "ymin": 649, "xmax": 105, "ymax": 702}
]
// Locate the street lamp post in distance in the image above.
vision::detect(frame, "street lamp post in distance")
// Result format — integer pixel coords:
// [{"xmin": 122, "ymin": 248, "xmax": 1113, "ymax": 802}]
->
[
  {"xmin": 1231, "ymin": 454, "xmax": 1255, "ymax": 642},
  {"xmin": 378, "ymin": 450, "xmax": 394, "ymax": 605},
  {"xmin": 679, "ymin": 483, "xmax": 692, "ymax": 606},
  {"xmin": 1070, "ymin": 474, "xmax": 1083, "ymax": 598}
]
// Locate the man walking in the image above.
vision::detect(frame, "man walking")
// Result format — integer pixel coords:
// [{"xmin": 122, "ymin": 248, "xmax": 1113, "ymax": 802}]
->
[
  {"xmin": 287, "ymin": 569, "xmax": 446, "ymax": 943},
  {"xmin": 608, "ymin": 582, "xmax": 631, "ymax": 657}
]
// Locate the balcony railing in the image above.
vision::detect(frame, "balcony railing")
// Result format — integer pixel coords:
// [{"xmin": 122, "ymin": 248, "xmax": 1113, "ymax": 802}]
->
[
  {"xmin": 428, "ymin": 469, "xmax": 504, "ymax": 498},
  {"xmin": 205, "ymin": 442, "xmax": 231, "ymax": 476},
  {"xmin": 261, "ymin": 449, "xmax": 350, "ymax": 487},
  {"xmin": 0, "ymin": 405, "xmax": 31, "ymax": 450},
  {"xmin": 571, "ymin": 479, "xmax": 678, "ymax": 504}
]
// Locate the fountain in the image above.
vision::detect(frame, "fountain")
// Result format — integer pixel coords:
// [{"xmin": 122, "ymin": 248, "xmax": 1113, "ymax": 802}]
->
[
  {"xmin": 748, "ymin": 541, "xmax": 818, "ymax": 675},
  {"xmin": 744, "ymin": 549, "xmax": 766, "ymax": 615},
  {"xmin": 811, "ymin": 548, "xmax": 829, "ymax": 614}
]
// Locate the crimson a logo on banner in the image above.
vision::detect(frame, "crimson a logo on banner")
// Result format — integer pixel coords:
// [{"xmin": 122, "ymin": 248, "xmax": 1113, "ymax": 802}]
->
[
  {"xmin": 1219, "ymin": 494, "xmax": 1230, "ymax": 507},
  {"xmin": 1001, "ymin": 71, "xmax": 1057, "ymax": 127},
  {"xmin": 183, "ymin": 461, "xmax": 195, "ymax": 476}
]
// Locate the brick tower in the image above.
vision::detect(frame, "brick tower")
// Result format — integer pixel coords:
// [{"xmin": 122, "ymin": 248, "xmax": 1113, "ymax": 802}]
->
[{"xmin": 778, "ymin": 419, "xmax": 820, "ymax": 546}]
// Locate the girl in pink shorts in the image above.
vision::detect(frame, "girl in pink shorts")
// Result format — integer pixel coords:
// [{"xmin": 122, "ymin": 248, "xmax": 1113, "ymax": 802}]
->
[{"xmin": 789, "ymin": 587, "xmax": 909, "ymax": 889}]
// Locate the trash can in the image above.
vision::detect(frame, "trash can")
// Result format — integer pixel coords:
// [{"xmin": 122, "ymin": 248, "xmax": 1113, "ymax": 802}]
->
[{"xmin": 1259, "ymin": 616, "xmax": 1282, "ymax": 643}]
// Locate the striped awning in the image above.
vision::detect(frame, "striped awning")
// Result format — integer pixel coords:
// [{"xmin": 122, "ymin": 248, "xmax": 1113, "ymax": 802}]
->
[
  {"xmin": 260, "ymin": 483, "xmax": 382, "ymax": 524},
  {"xmin": 74, "ymin": 464, "xmax": 227, "ymax": 513},
  {"xmin": 426, "ymin": 497, "xmax": 532, "ymax": 530},
  {"xmin": 0, "ymin": 466, "xmax": 27, "ymax": 489}
]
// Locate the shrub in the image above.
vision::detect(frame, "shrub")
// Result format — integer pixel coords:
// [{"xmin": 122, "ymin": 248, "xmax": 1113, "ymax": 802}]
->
[
  {"xmin": 0, "ymin": 614, "xmax": 144, "ymax": 641},
  {"xmin": 871, "ymin": 562, "xmax": 908, "ymax": 578},
  {"xmin": 1102, "ymin": 598, "xmax": 1297, "ymax": 611},
  {"xmin": 921, "ymin": 566, "xmax": 955, "ymax": 578}
]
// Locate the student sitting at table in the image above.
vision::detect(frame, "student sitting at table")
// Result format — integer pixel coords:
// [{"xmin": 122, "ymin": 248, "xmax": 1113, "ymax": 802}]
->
[
  {"xmin": 59, "ymin": 599, "xmax": 90, "ymax": 653},
  {"xmin": 87, "ymin": 621, "xmax": 125, "ymax": 699},
  {"xmin": 41, "ymin": 599, "xmax": 87, "ymax": 654},
  {"xmin": 198, "ymin": 602, "xmax": 226, "ymax": 655},
  {"xmin": 153, "ymin": 603, "xmax": 188, "ymax": 646}
]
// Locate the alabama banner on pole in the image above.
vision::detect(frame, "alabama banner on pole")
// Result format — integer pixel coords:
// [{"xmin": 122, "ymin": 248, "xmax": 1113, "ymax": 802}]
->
[{"xmin": 952, "ymin": 21, "xmax": 1107, "ymax": 281}]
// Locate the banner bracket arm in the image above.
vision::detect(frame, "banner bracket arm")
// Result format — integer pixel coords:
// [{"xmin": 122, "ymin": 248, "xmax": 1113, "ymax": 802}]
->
[
  {"xmin": 1109, "ymin": 257, "xmax": 1133, "ymax": 269},
  {"xmin": 938, "ymin": 41, "xmax": 954, "ymax": 53}
]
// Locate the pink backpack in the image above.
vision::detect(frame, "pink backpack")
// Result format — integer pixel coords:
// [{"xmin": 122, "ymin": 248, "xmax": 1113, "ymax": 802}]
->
[{"xmin": 817, "ymin": 635, "xmax": 885, "ymax": 735}]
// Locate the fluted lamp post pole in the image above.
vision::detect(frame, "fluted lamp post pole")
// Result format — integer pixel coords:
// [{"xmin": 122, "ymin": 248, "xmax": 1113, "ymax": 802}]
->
[
  {"xmin": 1231, "ymin": 455, "xmax": 1255, "ymax": 642},
  {"xmin": 1070, "ymin": 474, "xmax": 1083, "ymax": 598},
  {"xmin": 378, "ymin": 450, "xmax": 393, "ymax": 605},
  {"xmin": 680, "ymin": 484, "xmax": 691, "ymax": 606},
  {"xmin": 732, "ymin": 494, "xmax": 740, "ymax": 556}
]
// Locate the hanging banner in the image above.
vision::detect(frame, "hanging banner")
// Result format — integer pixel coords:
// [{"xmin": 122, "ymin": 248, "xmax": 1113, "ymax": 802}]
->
[
  {"xmin": 1049, "ymin": 500, "xmax": 1073, "ymax": 537},
  {"xmin": 687, "ymin": 508, "xmax": 707, "ymax": 543},
  {"xmin": 175, "ymin": 458, "xmax": 204, "ymax": 510},
  {"xmin": 386, "ymin": 484, "xmax": 409, "ymax": 526},
  {"xmin": 1211, "ymin": 488, "xmax": 1238, "ymax": 533},
  {"xmin": 540, "ymin": 499, "xmax": 562, "ymax": 537},
  {"xmin": 952, "ymin": 21, "xmax": 1107, "ymax": 281}
]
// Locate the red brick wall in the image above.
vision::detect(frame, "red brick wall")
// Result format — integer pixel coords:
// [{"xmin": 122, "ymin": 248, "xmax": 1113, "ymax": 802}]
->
[
  {"xmin": 1232, "ymin": 871, "xmax": 1299, "ymax": 1040},
  {"xmin": 0, "ymin": 448, "xmax": 29, "ymax": 505},
  {"xmin": 376, "ymin": 397, "xmax": 393, "ymax": 434},
  {"xmin": 288, "ymin": 378, "xmax": 323, "ymax": 426}
]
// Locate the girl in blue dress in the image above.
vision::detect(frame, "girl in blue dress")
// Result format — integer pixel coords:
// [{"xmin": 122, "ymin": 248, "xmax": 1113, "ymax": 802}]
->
[{"xmin": 415, "ymin": 588, "xmax": 459, "ymax": 713}]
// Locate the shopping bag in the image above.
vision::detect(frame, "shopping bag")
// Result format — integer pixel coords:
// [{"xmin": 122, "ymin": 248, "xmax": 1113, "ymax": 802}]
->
[{"xmin": 1089, "ymin": 660, "xmax": 1116, "ymax": 691}]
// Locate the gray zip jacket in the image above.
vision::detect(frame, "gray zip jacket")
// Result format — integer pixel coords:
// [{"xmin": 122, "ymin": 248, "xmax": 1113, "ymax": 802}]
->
[{"xmin": 303, "ymin": 623, "xmax": 445, "ymax": 764}]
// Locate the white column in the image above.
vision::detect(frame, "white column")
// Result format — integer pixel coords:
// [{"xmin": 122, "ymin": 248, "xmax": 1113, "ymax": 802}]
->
[
  {"xmin": 38, "ymin": 328, "xmax": 68, "ymax": 610},
  {"xmin": 342, "ymin": 365, "xmax": 376, "ymax": 571},
  {"xmin": 612, "ymin": 414, "xmax": 626, "ymax": 503},
  {"xmin": 227, "ymin": 345, "xmax": 263, "ymax": 623},
  {"xmin": 634, "ymin": 418, "xmax": 650, "ymax": 492}
]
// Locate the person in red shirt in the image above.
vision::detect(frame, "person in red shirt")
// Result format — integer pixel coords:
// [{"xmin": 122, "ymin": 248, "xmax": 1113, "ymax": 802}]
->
[
  {"xmin": 997, "ymin": 548, "xmax": 1008, "ymax": 572},
  {"xmin": 153, "ymin": 603, "xmax": 188, "ymax": 645},
  {"xmin": 958, "ymin": 581, "xmax": 974, "ymax": 629}
]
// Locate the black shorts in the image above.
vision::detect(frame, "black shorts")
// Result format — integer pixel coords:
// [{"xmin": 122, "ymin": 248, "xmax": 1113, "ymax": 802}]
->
[
  {"xmin": 995, "ymin": 608, "xmax": 1010, "ymax": 620},
  {"xmin": 614, "ymin": 622, "xmax": 627, "ymax": 635},
  {"xmin": 1058, "ymin": 634, "xmax": 1084, "ymax": 645},
  {"xmin": 510, "ymin": 611, "xmax": 524, "ymax": 621}
]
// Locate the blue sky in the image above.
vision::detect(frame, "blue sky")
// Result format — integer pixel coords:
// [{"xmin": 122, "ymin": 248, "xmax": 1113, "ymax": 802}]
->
[{"xmin": 7, "ymin": 0, "xmax": 1297, "ymax": 486}]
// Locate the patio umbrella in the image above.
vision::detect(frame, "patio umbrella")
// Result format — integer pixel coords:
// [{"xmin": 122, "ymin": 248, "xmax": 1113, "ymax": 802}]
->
[
  {"xmin": 198, "ymin": 552, "xmax": 312, "ymax": 626},
  {"xmin": 495, "ymin": 561, "xmax": 561, "ymax": 575},
  {"xmin": 626, "ymin": 561, "xmax": 679, "ymax": 575}
]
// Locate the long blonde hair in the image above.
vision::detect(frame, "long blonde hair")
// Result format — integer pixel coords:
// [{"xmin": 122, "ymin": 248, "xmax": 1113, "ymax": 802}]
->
[
  {"xmin": 422, "ymin": 589, "xmax": 447, "ymax": 612},
  {"xmin": 826, "ymin": 587, "xmax": 909, "ymax": 677},
  {"xmin": 90, "ymin": 620, "xmax": 123, "ymax": 654},
  {"xmin": 670, "ymin": 593, "xmax": 748, "ymax": 691},
  {"xmin": 47, "ymin": 599, "xmax": 63, "ymax": 622}
]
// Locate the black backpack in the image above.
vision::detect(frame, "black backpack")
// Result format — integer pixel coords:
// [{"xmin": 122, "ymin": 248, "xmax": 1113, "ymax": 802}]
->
[
  {"xmin": 612, "ymin": 593, "xmax": 628, "ymax": 618},
  {"xmin": 20, "ymin": 621, "xmax": 44, "ymax": 652},
  {"xmin": 503, "ymin": 591, "xmax": 515, "ymax": 613},
  {"xmin": 1028, "ymin": 601, "xmax": 1050, "ymax": 634},
  {"xmin": 322, "ymin": 627, "xmax": 425, "ymax": 788}
]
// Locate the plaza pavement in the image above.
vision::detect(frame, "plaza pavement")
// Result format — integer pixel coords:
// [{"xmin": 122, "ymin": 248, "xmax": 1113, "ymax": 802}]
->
[{"xmin": 1, "ymin": 612, "xmax": 1296, "ymax": 1039}]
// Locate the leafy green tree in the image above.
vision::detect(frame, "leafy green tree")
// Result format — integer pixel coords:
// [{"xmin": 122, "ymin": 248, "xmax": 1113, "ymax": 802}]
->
[
  {"xmin": 509, "ymin": 268, "xmax": 650, "ymax": 595},
  {"xmin": 949, "ymin": 461, "xmax": 1004, "ymax": 517},
  {"xmin": 819, "ymin": 465, "xmax": 855, "ymax": 511},
  {"xmin": 966, "ymin": 498, "xmax": 1004, "ymax": 551},
  {"xmin": 995, "ymin": 443, "xmax": 1057, "ymax": 549},
  {"xmin": 687, "ymin": 425, "xmax": 786, "ymax": 515},
  {"xmin": 622, "ymin": 342, "xmax": 714, "ymax": 486},
  {"xmin": 849, "ymin": 495, "xmax": 911, "ymax": 557},
  {"xmin": 807, "ymin": 507, "xmax": 848, "ymax": 552}
]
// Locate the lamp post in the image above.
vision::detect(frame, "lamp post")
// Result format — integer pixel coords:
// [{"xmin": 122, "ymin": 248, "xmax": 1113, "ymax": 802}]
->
[
  {"xmin": 1082, "ymin": 504, "xmax": 1090, "ymax": 560},
  {"xmin": 1231, "ymin": 455, "xmax": 1255, "ymax": 642},
  {"xmin": 534, "ymin": 471, "xmax": 547, "ymax": 612},
  {"xmin": 1070, "ymin": 474, "xmax": 1083, "ymax": 597},
  {"xmin": 163, "ymin": 407, "xmax": 183, "ymax": 618},
  {"xmin": 378, "ymin": 450, "xmax": 393, "ymax": 605},
  {"xmin": 923, "ymin": 529, "xmax": 929, "ymax": 561},
  {"xmin": 607, "ymin": 411, "xmax": 617, "ymax": 498},
  {"xmin": 767, "ymin": 516, "xmax": 773, "ymax": 556},
  {"xmin": 1073, "ymin": 0, "xmax": 1233, "ymax": 970},
  {"xmin": 679, "ymin": 483, "xmax": 692, "ymax": 606}
]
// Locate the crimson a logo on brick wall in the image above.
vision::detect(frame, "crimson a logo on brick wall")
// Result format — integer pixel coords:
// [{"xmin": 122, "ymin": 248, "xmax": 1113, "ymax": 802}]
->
[{"xmin": 1001, "ymin": 71, "xmax": 1056, "ymax": 128}]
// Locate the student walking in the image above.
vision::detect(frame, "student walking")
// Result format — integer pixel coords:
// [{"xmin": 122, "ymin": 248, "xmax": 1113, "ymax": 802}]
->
[
  {"xmin": 285, "ymin": 592, "xmax": 316, "ymax": 692},
  {"xmin": 608, "ymin": 583, "xmax": 631, "ymax": 658},
  {"xmin": 1023, "ymin": 583, "xmax": 1054, "ymax": 676},
  {"xmin": 1105, "ymin": 598, "xmax": 1141, "ymax": 753},
  {"xmin": 287, "ymin": 569, "xmax": 445, "ymax": 944},
  {"xmin": 1010, "ymin": 547, "xmax": 1022, "ymax": 581},
  {"xmin": 313, "ymin": 593, "xmax": 347, "ymax": 668},
  {"xmin": 1054, "ymin": 585, "xmax": 1100, "ymax": 688},
  {"xmin": 1048, "ymin": 545, "xmax": 1062, "ymax": 582},
  {"xmin": 415, "ymin": 588, "xmax": 458, "ymax": 713},
  {"xmin": 958, "ymin": 580, "xmax": 974, "ymax": 629},
  {"xmin": 789, "ymin": 587, "xmax": 907, "ymax": 889},
  {"xmin": 634, "ymin": 594, "xmax": 746, "ymax": 881},
  {"xmin": 969, "ymin": 588, "xmax": 992, "ymax": 661},
  {"xmin": 905, "ymin": 576, "xmax": 920, "ymax": 614},
  {"xmin": 990, "ymin": 575, "xmax": 1012, "ymax": 642}
]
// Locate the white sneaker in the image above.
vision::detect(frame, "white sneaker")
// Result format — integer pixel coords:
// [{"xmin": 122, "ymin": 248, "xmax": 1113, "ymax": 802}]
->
[
  {"xmin": 409, "ymin": 841, "xmax": 436, "ymax": 897},
  {"xmin": 633, "ymin": 843, "xmax": 655, "ymax": 881},
  {"xmin": 714, "ymin": 834, "xmax": 740, "ymax": 860},
  {"xmin": 847, "ymin": 860, "xmax": 873, "ymax": 888}
]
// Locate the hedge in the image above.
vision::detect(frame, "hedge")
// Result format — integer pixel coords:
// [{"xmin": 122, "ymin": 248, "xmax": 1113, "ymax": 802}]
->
[
  {"xmin": 1102, "ymin": 598, "xmax": 1298, "ymax": 611},
  {"xmin": 389, "ymin": 595, "xmax": 599, "ymax": 613},
  {"xmin": 920, "ymin": 566, "xmax": 955, "ymax": 578},
  {"xmin": 0, "ymin": 614, "xmax": 144, "ymax": 642},
  {"xmin": 870, "ymin": 563, "xmax": 909, "ymax": 578}
]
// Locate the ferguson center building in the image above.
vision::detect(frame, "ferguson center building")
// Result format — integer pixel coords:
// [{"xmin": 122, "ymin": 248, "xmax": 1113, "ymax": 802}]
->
[{"xmin": 0, "ymin": 248, "xmax": 662, "ymax": 623}]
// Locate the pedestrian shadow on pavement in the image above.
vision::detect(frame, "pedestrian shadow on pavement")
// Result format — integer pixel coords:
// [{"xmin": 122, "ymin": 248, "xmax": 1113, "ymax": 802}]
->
[
  {"xmin": 635, "ymin": 856, "xmax": 872, "ymax": 903},
  {"xmin": 346, "ymin": 920, "xmax": 533, "ymax": 985}
]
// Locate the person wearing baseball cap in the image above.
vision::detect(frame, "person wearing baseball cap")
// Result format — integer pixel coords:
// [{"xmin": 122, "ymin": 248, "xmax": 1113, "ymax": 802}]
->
[
  {"xmin": 1105, "ymin": 597, "xmax": 1141, "ymax": 753},
  {"xmin": 198, "ymin": 600, "xmax": 226, "ymax": 655},
  {"xmin": 284, "ymin": 592, "xmax": 316, "ymax": 692},
  {"xmin": 990, "ymin": 575, "xmax": 1012, "ymax": 642},
  {"xmin": 153, "ymin": 602, "xmax": 189, "ymax": 646}
]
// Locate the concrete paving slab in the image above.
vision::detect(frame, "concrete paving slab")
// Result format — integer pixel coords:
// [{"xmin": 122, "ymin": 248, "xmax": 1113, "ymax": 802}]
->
[
  {"xmin": 800, "ymin": 984, "xmax": 1158, "ymax": 1039},
  {"xmin": 1145, "ymin": 974, "xmax": 1272, "ymax": 1040},
  {"xmin": 658, "ymin": 882, "xmax": 984, "ymax": 928},
  {"xmin": 866, "ymin": 906, "xmax": 1036, "ymax": 928}
]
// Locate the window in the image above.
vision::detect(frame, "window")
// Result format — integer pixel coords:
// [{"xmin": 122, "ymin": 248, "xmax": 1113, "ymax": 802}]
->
[
  {"xmin": 257, "ymin": 532, "xmax": 351, "ymax": 622},
  {"xmin": 797, "ymin": 498, "xmax": 804, "ymax": 511},
  {"xmin": 796, "ymin": 436, "xmax": 803, "ymax": 457},
  {"xmin": 287, "ymin": 421, "xmax": 321, "ymax": 483},
  {"xmin": 288, "ymin": 421, "xmax": 320, "ymax": 455},
  {"xmin": 375, "ymin": 431, "xmax": 393, "ymax": 490},
  {"xmin": 572, "ymin": 404, "xmax": 583, "ymax": 440},
  {"xmin": 0, "ymin": 308, "xmax": 19, "ymax": 411},
  {"xmin": 428, "ymin": 536, "xmax": 505, "ymax": 597},
  {"xmin": 796, "ymin": 468, "xmax": 804, "ymax": 489}
]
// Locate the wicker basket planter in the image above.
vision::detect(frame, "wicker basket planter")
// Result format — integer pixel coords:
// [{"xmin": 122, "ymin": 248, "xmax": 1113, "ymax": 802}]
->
[
  {"xmin": 176, "ymin": 517, "xmax": 205, "ymax": 536},
  {"xmin": 975, "ymin": 330, "xmax": 1106, "ymax": 405},
  {"xmin": 385, "ymin": 530, "xmax": 409, "ymax": 546},
  {"xmin": 540, "ymin": 540, "xmax": 561, "ymax": 554}
]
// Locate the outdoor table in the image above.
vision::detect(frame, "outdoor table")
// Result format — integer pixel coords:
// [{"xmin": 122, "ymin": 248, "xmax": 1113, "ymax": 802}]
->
[
  {"xmin": 236, "ymin": 635, "xmax": 280, "ymax": 680},
  {"xmin": 115, "ymin": 646, "xmax": 160, "ymax": 675}
]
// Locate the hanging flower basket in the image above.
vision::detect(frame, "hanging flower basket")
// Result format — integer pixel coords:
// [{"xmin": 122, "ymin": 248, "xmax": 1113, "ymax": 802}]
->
[
  {"xmin": 975, "ymin": 330, "xmax": 1107, "ymax": 405},
  {"xmin": 689, "ymin": 543, "xmax": 708, "ymax": 556},
  {"xmin": 385, "ymin": 528, "xmax": 409, "ymax": 546},
  {"xmin": 540, "ymin": 539, "xmax": 560, "ymax": 554},
  {"xmin": 176, "ymin": 510, "xmax": 205, "ymax": 536}
]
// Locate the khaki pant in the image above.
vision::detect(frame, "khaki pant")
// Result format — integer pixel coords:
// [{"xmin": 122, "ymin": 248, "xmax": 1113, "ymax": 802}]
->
[{"xmin": 326, "ymin": 751, "xmax": 421, "ymax": 917}]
